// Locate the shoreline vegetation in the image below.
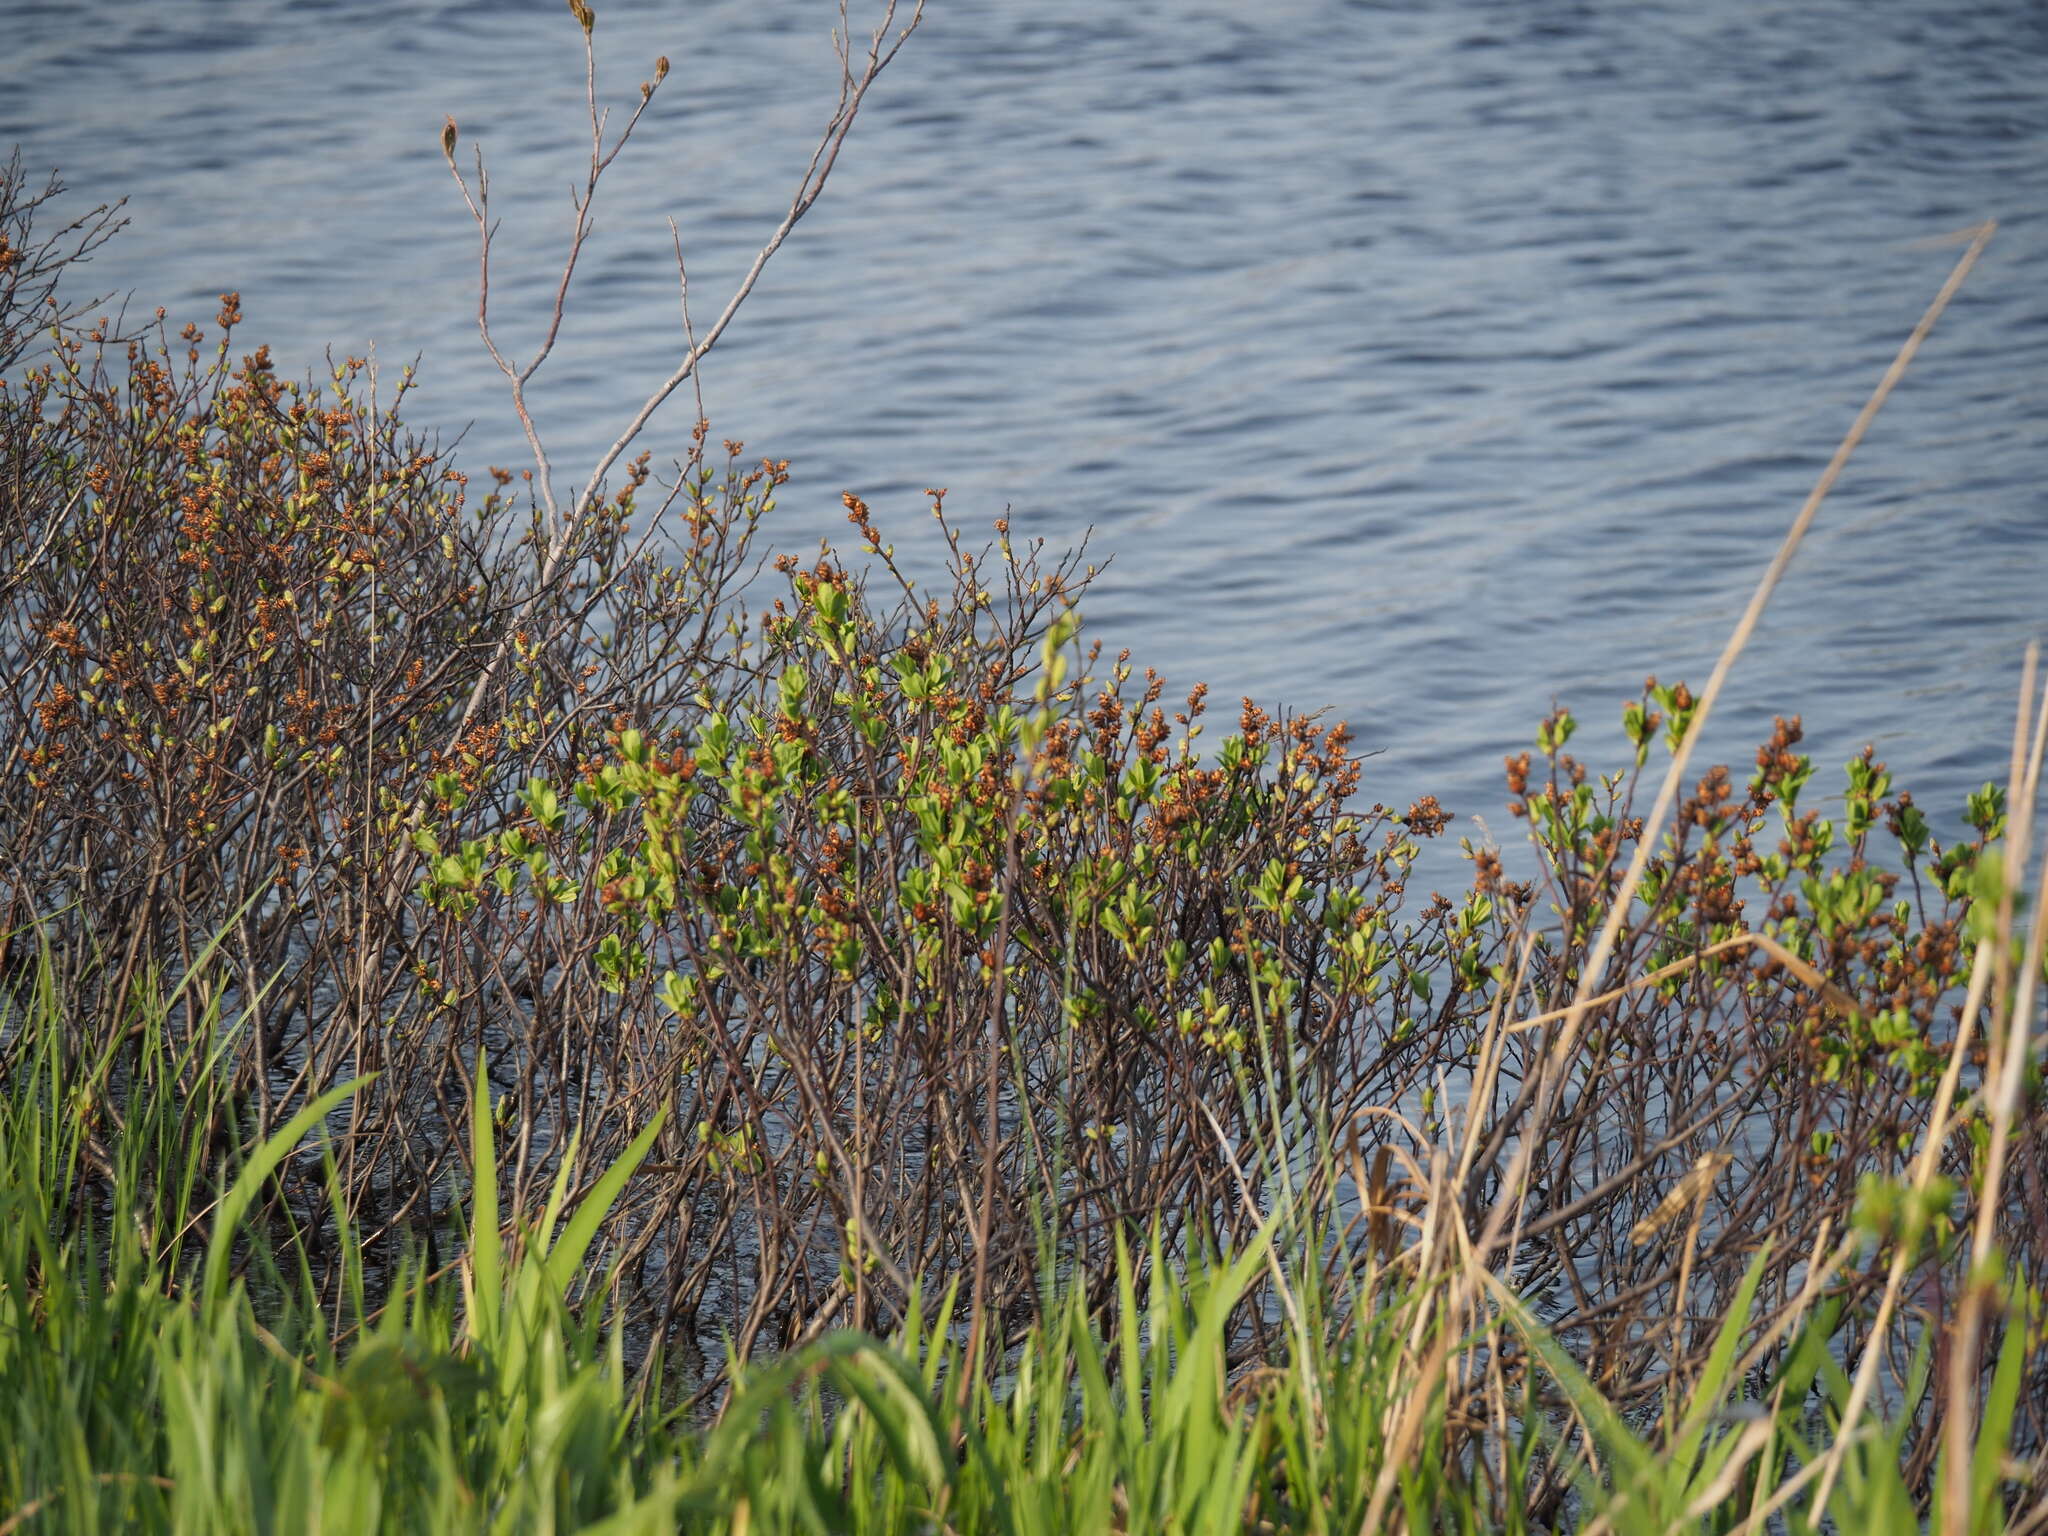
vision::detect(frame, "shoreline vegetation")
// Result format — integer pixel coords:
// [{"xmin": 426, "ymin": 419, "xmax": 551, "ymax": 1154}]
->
[{"xmin": 2, "ymin": 6, "xmax": 2043, "ymax": 1530}]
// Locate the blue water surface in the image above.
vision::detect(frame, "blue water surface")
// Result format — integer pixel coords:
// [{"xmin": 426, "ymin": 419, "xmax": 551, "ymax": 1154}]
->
[{"xmin": 7, "ymin": 0, "xmax": 2044, "ymax": 874}]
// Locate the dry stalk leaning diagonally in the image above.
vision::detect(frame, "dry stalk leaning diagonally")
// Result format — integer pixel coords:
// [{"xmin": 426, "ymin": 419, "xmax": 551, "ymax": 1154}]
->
[
  {"xmin": 1489, "ymin": 218, "xmax": 1997, "ymax": 1256},
  {"xmin": 1774, "ymin": 619, "xmax": 2041, "ymax": 1523},
  {"xmin": 1937, "ymin": 653, "xmax": 2048, "ymax": 1533},
  {"xmin": 1476, "ymin": 219, "xmax": 2000, "ymax": 1301},
  {"xmin": 1354, "ymin": 220, "xmax": 2000, "ymax": 1536}
]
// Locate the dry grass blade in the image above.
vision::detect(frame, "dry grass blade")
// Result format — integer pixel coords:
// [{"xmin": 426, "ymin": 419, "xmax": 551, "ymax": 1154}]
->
[
  {"xmin": 1627, "ymin": 1151, "xmax": 1732, "ymax": 1248},
  {"xmin": 1940, "ymin": 652, "xmax": 2048, "ymax": 1533},
  {"xmin": 1813, "ymin": 644, "xmax": 2035, "ymax": 1522},
  {"xmin": 1482, "ymin": 217, "xmax": 1997, "ymax": 1251},
  {"xmin": 1502, "ymin": 928, "xmax": 1859, "ymax": 1036}
]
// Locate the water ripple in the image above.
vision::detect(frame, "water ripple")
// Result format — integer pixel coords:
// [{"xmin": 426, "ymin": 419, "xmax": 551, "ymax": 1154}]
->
[{"xmin": 8, "ymin": 0, "xmax": 2045, "ymax": 865}]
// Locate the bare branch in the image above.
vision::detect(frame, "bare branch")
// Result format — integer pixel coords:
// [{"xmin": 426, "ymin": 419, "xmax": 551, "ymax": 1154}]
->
[
  {"xmin": 574, "ymin": 0, "xmax": 925, "ymax": 524},
  {"xmin": 442, "ymin": 0, "xmax": 923, "ymax": 746}
]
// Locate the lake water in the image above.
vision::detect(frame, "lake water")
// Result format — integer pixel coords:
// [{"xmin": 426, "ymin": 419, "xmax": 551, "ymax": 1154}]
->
[{"xmin": 9, "ymin": 0, "xmax": 2045, "ymax": 876}]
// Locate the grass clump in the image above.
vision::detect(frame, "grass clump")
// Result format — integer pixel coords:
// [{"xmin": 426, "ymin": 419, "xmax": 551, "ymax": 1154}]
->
[{"xmin": 1, "ymin": 940, "xmax": 2043, "ymax": 1532}]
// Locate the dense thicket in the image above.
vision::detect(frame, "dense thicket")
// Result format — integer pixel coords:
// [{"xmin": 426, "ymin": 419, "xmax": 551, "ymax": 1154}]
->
[{"xmin": 3, "ymin": 152, "xmax": 2044, "ymax": 1520}]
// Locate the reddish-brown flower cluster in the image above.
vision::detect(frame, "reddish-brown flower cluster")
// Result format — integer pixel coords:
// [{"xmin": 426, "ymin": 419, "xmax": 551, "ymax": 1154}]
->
[{"xmin": 1404, "ymin": 795, "xmax": 1452, "ymax": 838}]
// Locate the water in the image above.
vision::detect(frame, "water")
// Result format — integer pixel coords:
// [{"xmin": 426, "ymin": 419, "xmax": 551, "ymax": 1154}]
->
[{"xmin": 8, "ymin": 0, "xmax": 2045, "ymax": 875}]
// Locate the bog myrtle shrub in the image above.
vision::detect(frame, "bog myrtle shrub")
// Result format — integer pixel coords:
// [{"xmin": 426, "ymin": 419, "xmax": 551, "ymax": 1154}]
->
[{"xmin": 2, "ymin": 48, "xmax": 2044, "ymax": 1512}]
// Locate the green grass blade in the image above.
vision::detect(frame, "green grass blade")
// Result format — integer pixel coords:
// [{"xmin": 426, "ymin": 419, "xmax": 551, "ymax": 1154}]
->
[
  {"xmin": 200, "ymin": 1075, "xmax": 370, "ymax": 1317},
  {"xmin": 467, "ymin": 1052, "xmax": 502, "ymax": 1350}
]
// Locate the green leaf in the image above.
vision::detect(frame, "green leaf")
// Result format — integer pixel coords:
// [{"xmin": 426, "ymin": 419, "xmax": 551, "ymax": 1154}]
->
[
  {"xmin": 1669, "ymin": 1243, "xmax": 1770, "ymax": 1485},
  {"xmin": 544, "ymin": 1108, "xmax": 665, "ymax": 1292}
]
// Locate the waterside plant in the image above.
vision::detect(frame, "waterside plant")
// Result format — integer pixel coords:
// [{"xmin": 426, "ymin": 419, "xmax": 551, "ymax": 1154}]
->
[{"xmin": 1, "ymin": 8, "xmax": 2044, "ymax": 1529}]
